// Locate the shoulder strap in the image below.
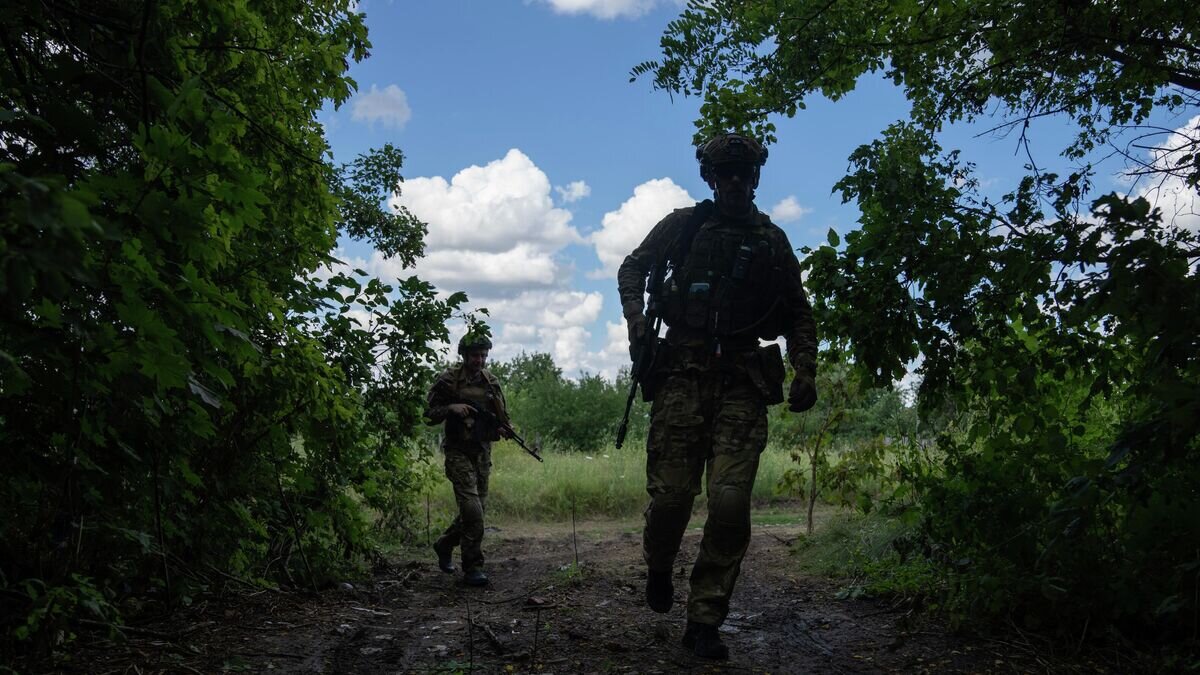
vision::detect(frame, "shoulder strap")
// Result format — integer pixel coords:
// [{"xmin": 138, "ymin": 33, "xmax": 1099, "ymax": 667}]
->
[
  {"xmin": 661, "ymin": 199, "xmax": 714, "ymax": 270},
  {"xmin": 481, "ymin": 369, "xmax": 503, "ymax": 394},
  {"xmin": 432, "ymin": 367, "xmax": 457, "ymax": 393}
]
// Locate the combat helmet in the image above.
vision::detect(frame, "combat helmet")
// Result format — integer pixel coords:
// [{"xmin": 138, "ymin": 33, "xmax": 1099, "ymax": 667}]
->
[
  {"xmin": 457, "ymin": 332, "xmax": 493, "ymax": 357},
  {"xmin": 696, "ymin": 133, "xmax": 768, "ymax": 187}
]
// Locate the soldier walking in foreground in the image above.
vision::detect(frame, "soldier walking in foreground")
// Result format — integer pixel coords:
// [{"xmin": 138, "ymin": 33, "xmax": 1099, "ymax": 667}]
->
[
  {"xmin": 424, "ymin": 333, "xmax": 512, "ymax": 586},
  {"xmin": 617, "ymin": 133, "xmax": 818, "ymax": 659}
]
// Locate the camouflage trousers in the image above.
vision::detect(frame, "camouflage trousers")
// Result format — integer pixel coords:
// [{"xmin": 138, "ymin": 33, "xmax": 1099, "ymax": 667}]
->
[
  {"xmin": 643, "ymin": 361, "xmax": 768, "ymax": 626},
  {"xmin": 436, "ymin": 446, "xmax": 492, "ymax": 573}
]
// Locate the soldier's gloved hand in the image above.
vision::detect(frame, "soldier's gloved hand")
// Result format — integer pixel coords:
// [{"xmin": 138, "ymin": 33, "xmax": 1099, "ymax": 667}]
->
[
  {"xmin": 626, "ymin": 314, "xmax": 647, "ymax": 361},
  {"xmin": 788, "ymin": 375, "xmax": 817, "ymax": 413},
  {"xmin": 447, "ymin": 403, "xmax": 473, "ymax": 418}
]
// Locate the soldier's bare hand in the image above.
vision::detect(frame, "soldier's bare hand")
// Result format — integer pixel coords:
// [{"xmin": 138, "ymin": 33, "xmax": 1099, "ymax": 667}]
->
[
  {"xmin": 626, "ymin": 314, "xmax": 647, "ymax": 361},
  {"xmin": 498, "ymin": 426, "xmax": 514, "ymax": 440},
  {"xmin": 788, "ymin": 375, "xmax": 817, "ymax": 413},
  {"xmin": 448, "ymin": 403, "xmax": 473, "ymax": 418}
]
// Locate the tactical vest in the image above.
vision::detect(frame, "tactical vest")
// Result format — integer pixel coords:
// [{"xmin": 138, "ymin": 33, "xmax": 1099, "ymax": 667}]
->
[
  {"xmin": 662, "ymin": 214, "xmax": 783, "ymax": 345},
  {"xmin": 445, "ymin": 370, "xmax": 504, "ymax": 448}
]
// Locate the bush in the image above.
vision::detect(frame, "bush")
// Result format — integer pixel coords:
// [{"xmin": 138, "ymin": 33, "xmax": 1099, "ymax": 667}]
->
[
  {"xmin": 494, "ymin": 353, "xmax": 649, "ymax": 453},
  {"xmin": 0, "ymin": 0, "xmax": 454, "ymax": 660}
]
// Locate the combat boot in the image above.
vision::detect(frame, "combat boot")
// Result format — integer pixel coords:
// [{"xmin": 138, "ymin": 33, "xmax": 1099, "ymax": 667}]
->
[
  {"xmin": 464, "ymin": 569, "xmax": 489, "ymax": 586},
  {"xmin": 433, "ymin": 540, "xmax": 455, "ymax": 573},
  {"xmin": 645, "ymin": 569, "xmax": 673, "ymax": 613},
  {"xmin": 682, "ymin": 621, "xmax": 729, "ymax": 660}
]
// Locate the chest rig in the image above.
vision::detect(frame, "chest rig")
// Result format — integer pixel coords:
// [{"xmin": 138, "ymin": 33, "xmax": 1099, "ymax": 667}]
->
[
  {"xmin": 447, "ymin": 370, "xmax": 502, "ymax": 447},
  {"xmin": 662, "ymin": 212, "xmax": 782, "ymax": 343}
]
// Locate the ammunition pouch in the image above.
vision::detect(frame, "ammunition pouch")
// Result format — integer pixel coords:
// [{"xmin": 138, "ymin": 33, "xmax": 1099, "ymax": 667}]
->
[
  {"xmin": 684, "ymin": 282, "xmax": 711, "ymax": 329},
  {"xmin": 748, "ymin": 343, "xmax": 786, "ymax": 405}
]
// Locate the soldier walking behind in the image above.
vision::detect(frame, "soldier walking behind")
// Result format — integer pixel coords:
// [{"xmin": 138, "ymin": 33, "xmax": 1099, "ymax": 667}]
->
[
  {"xmin": 424, "ymin": 333, "xmax": 512, "ymax": 586},
  {"xmin": 617, "ymin": 133, "xmax": 819, "ymax": 659}
]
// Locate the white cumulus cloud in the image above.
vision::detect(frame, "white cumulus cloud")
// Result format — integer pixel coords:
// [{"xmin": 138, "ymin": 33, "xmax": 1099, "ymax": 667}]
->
[
  {"xmin": 769, "ymin": 195, "xmax": 813, "ymax": 224},
  {"xmin": 394, "ymin": 149, "xmax": 581, "ymax": 254},
  {"xmin": 590, "ymin": 178, "xmax": 694, "ymax": 276},
  {"xmin": 536, "ymin": 0, "xmax": 661, "ymax": 20},
  {"xmin": 461, "ymin": 290, "xmax": 613, "ymax": 377},
  {"xmin": 350, "ymin": 84, "xmax": 412, "ymax": 129},
  {"xmin": 556, "ymin": 180, "xmax": 591, "ymax": 203},
  {"xmin": 366, "ymin": 151, "xmax": 624, "ymax": 375},
  {"xmin": 483, "ymin": 290, "xmax": 604, "ymax": 328},
  {"xmin": 594, "ymin": 320, "xmax": 633, "ymax": 378},
  {"xmin": 433, "ymin": 290, "xmax": 632, "ymax": 379},
  {"xmin": 353, "ymin": 150, "xmax": 654, "ymax": 380},
  {"xmin": 1133, "ymin": 114, "xmax": 1199, "ymax": 233},
  {"xmin": 373, "ymin": 244, "xmax": 566, "ymax": 297}
]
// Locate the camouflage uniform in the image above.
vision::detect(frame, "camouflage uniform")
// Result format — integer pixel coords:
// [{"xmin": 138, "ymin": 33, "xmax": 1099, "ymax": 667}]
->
[
  {"xmin": 424, "ymin": 364, "xmax": 509, "ymax": 574},
  {"xmin": 617, "ymin": 203, "xmax": 817, "ymax": 627}
]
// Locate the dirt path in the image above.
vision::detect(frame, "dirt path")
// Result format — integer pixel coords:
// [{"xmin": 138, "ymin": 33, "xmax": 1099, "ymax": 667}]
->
[{"xmin": 57, "ymin": 521, "xmax": 1099, "ymax": 674}]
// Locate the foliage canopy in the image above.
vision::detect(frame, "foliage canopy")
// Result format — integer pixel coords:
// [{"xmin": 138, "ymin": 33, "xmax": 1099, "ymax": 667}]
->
[
  {"xmin": 640, "ymin": 0, "xmax": 1199, "ymax": 641},
  {"xmin": 1, "ymin": 0, "xmax": 458, "ymax": 655}
]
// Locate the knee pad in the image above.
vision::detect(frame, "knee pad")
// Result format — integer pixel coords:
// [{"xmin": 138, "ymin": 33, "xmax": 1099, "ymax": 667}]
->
[
  {"xmin": 459, "ymin": 497, "xmax": 484, "ymax": 527},
  {"xmin": 648, "ymin": 490, "xmax": 693, "ymax": 530},
  {"xmin": 708, "ymin": 485, "xmax": 751, "ymax": 553}
]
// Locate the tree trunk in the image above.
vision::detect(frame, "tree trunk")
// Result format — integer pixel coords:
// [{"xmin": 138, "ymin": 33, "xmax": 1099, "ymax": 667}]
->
[{"xmin": 807, "ymin": 454, "xmax": 817, "ymax": 535}]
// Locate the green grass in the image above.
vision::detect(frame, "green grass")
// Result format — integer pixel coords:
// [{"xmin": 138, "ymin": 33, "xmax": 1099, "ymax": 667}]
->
[
  {"xmin": 749, "ymin": 509, "xmax": 808, "ymax": 527},
  {"xmin": 790, "ymin": 509, "xmax": 913, "ymax": 577},
  {"xmin": 550, "ymin": 561, "xmax": 587, "ymax": 586},
  {"xmin": 787, "ymin": 509, "xmax": 941, "ymax": 601},
  {"xmin": 422, "ymin": 439, "xmax": 803, "ymax": 523}
]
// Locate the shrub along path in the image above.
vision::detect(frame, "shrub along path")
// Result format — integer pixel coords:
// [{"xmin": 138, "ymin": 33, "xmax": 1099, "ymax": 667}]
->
[{"xmin": 54, "ymin": 520, "xmax": 1117, "ymax": 674}]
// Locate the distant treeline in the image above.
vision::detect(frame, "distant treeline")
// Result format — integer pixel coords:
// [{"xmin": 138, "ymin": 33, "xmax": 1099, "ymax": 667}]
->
[{"xmin": 423, "ymin": 351, "xmax": 917, "ymax": 455}]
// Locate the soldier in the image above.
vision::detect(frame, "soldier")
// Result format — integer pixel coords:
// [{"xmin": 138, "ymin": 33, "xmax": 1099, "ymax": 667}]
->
[
  {"xmin": 617, "ymin": 133, "xmax": 818, "ymax": 659},
  {"xmin": 424, "ymin": 332, "xmax": 512, "ymax": 586}
]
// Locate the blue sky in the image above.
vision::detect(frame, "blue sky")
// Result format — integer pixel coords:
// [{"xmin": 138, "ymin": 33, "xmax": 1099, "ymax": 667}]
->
[{"xmin": 320, "ymin": 0, "xmax": 1199, "ymax": 379}]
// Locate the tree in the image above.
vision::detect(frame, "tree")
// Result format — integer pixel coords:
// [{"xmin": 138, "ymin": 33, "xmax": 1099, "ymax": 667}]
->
[
  {"xmin": 490, "ymin": 351, "xmax": 563, "ymax": 395},
  {"xmin": 637, "ymin": 0, "xmax": 1198, "ymax": 152},
  {"xmin": 495, "ymin": 352, "xmax": 644, "ymax": 453},
  {"xmin": 775, "ymin": 361, "xmax": 856, "ymax": 534},
  {"xmin": 773, "ymin": 359, "xmax": 911, "ymax": 534},
  {"xmin": 640, "ymin": 0, "xmax": 1199, "ymax": 638},
  {"xmin": 1, "ymin": 0, "xmax": 457, "ymax": 656}
]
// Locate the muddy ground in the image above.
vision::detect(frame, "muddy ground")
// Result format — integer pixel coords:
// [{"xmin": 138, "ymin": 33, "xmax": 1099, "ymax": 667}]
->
[{"xmin": 52, "ymin": 520, "xmax": 1131, "ymax": 674}]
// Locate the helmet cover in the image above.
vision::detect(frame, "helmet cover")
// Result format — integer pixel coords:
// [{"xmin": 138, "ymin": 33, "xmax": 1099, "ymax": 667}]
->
[
  {"xmin": 457, "ymin": 333, "xmax": 493, "ymax": 357},
  {"xmin": 696, "ymin": 133, "xmax": 768, "ymax": 184}
]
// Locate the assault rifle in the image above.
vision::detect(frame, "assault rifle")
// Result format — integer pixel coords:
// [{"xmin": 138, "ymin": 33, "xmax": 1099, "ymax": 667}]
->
[
  {"xmin": 459, "ymin": 399, "xmax": 543, "ymax": 462},
  {"xmin": 615, "ymin": 260, "xmax": 667, "ymax": 449},
  {"xmin": 614, "ymin": 200, "xmax": 715, "ymax": 449}
]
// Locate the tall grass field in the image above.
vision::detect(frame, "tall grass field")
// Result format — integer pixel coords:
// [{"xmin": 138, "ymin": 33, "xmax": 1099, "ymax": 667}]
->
[{"xmin": 422, "ymin": 439, "xmax": 802, "ymax": 523}]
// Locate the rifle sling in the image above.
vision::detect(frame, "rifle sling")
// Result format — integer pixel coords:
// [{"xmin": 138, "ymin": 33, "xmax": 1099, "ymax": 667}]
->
[{"xmin": 662, "ymin": 199, "xmax": 714, "ymax": 274}]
